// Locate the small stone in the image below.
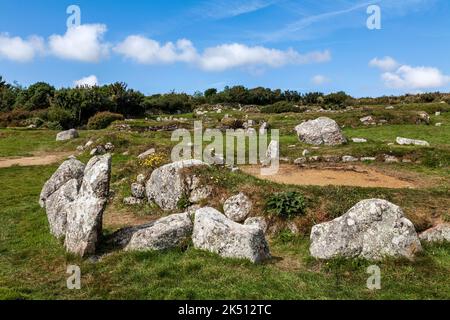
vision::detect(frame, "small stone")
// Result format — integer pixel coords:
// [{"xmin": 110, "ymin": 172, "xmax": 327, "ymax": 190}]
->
[
  {"xmin": 131, "ymin": 183, "xmax": 146, "ymax": 199},
  {"xmin": 385, "ymin": 155, "xmax": 399, "ymax": 163},
  {"xmin": 352, "ymin": 138, "xmax": 367, "ymax": 143},
  {"xmin": 342, "ymin": 155, "xmax": 359, "ymax": 162},
  {"xmin": 123, "ymin": 197, "xmax": 143, "ymax": 205},
  {"xmin": 244, "ymin": 217, "xmax": 268, "ymax": 233},
  {"xmin": 223, "ymin": 193, "xmax": 252, "ymax": 222},
  {"xmin": 294, "ymin": 157, "xmax": 307, "ymax": 165},
  {"xmin": 396, "ymin": 137, "xmax": 430, "ymax": 147},
  {"xmin": 302, "ymin": 149, "xmax": 310, "ymax": 157},
  {"xmin": 361, "ymin": 157, "xmax": 376, "ymax": 162},
  {"xmin": 138, "ymin": 148, "xmax": 156, "ymax": 160},
  {"xmin": 419, "ymin": 224, "xmax": 450, "ymax": 243},
  {"xmin": 136, "ymin": 174, "xmax": 146, "ymax": 184},
  {"xmin": 56, "ymin": 129, "xmax": 79, "ymax": 141}
]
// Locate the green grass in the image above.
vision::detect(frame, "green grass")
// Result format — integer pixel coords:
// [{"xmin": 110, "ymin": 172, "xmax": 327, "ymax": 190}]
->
[{"xmin": 1, "ymin": 105, "xmax": 450, "ymax": 300}]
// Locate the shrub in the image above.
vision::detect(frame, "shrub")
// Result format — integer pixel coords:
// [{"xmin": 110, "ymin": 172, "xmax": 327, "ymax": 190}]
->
[
  {"xmin": 220, "ymin": 117, "xmax": 244, "ymax": 129},
  {"xmin": 87, "ymin": 112, "xmax": 124, "ymax": 130},
  {"xmin": 47, "ymin": 107, "xmax": 75, "ymax": 129},
  {"xmin": 139, "ymin": 153, "xmax": 166, "ymax": 170},
  {"xmin": 261, "ymin": 101, "xmax": 305, "ymax": 114},
  {"xmin": 0, "ymin": 109, "xmax": 32, "ymax": 127},
  {"xmin": 44, "ymin": 121, "xmax": 63, "ymax": 131},
  {"xmin": 266, "ymin": 191, "xmax": 306, "ymax": 219}
]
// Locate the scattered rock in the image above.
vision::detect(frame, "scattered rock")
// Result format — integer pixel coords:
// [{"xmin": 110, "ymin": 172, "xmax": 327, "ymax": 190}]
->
[
  {"xmin": 419, "ymin": 224, "xmax": 450, "ymax": 243},
  {"xmin": 302, "ymin": 149, "xmax": 310, "ymax": 157},
  {"xmin": 136, "ymin": 174, "xmax": 146, "ymax": 184},
  {"xmin": 223, "ymin": 193, "xmax": 252, "ymax": 222},
  {"xmin": 85, "ymin": 140, "xmax": 94, "ymax": 149},
  {"xmin": 192, "ymin": 207, "xmax": 271, "ymax": 263},
  {"xmin": 385, "ymin": 106, "xmax": 394, "ymax": 110},
  {"xmin": 435, "ymin": 123, "xmax": 442, "ymax": 127},
  {"xmin": 104, "ymin": 142, "xmax": 115, "ymax": 152},
  {"xmin": 131, "ymin": 183, "xmax": 146, "ymax": 199},
  {"xmin": 385, "ymin": 155, "xmax": 399, "ymax": 163},
  {"xmin": 352, "ymin": 138, "xmax": 367, "ymax": 143},
  {"xmin": 146, "ymin": 160, "xmax": 210, "ymax": 211},
  {"xmin": 138, "ymin": 148, "xmax": 156, "ymax": 160},
  {"xmin": 295, "ymin": 117, "xmax": 346, "ymax": 146},
  {"xmin": 396, "ymin": 137, "xmax": 430, "ymax": 147},
  {"xmin": 90, "ymin": 145, "xmax": 107, "ymax": 156},
  {"xmin": 360, "ymin": 116, "xmax": 376, "ymax": 125},
  {"xmin": 435, "ymin": 112, "xmax": 441, "ymax": 116},
  {"xmin": 123, "ymin": 196, "xmax": 144, "ymax": 205},
  {"xmin": 417, "ymin": 111, "xmax": 430, "ymax": 125},
  {"xmin": 323, "ymin": 155, "xmax": 340, "ymax": 163},
  {"xmin": 244, "ymin": 217, "xmax": 268, "ymax": 233},
  {"xmin": 361, "ymin": 157, "xmax": 376, "ymax": 162},
  {"xmin": 294, "ymin": 157, "xmax": 307, "ymax": 165},
  {"xmin": 310, "ymin": 199, "xmax": 422, "ymax": 260},
  {"xmin": 342, "ymin": 155, "xmax": 359, "ymax": 162},
  {"xmin": 110, "ymin": 213, "xmax": 193, "ymax": 251},
  {"xmin": 56, "ymin": 129, "xmax": 79, "ymax": 141}
]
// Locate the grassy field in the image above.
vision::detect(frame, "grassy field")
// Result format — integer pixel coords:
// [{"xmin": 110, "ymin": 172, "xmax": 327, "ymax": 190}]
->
[{"xmin": 0, "ymin": 104, "xmax": 449, "ymax": 300}]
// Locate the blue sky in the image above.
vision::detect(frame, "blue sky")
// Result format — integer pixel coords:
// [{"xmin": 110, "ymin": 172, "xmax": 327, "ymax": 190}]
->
[{"xmin": 0, "ymin": 0, "xmax": 449, "ymax": 97}]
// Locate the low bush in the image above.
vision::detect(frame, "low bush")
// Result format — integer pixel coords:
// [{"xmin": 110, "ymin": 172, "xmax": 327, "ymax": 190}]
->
[
  {"xmin": 266, "ymin": 191, "xmax": 307, "ymax": 219},
  {"xmin": 261, "ymin": 101, "xmax": 305, "ymax": 114},
  {"xmin": 87, "ymin": 112, "xmax": 124, "ymax": 130},
  {"xmin": 47, "ymin": 107, "xmax": 75, "ymax": 129}
]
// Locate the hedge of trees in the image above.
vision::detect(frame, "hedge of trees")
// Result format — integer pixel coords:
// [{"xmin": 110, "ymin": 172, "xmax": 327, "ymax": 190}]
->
[{"xmin": 0, "ymin": 75, "xmax": 449, "ymax": 129}]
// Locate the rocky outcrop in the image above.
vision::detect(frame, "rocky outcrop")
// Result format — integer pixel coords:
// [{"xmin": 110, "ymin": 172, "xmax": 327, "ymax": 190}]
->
[
  {"xmin": 138, "ymin": 148, "xmax": 156, "ymax": 160},
  {"xmin": 56, "ymin": 129, "xmax": 79, "ymax": 141},
  {"xmin": 192, "ymin": 207, "xmax": 270, "ymax": 263},
  {"xmin": 223, "ymin": 193, "xmax": 252, "ymax": 222},
  {"xmin": 295, "ymin": 117, "xmax": 346, "ymax": 146},
  {"xmin": 310, "ymin": 199, "xmax": 422, "ymax": 261},
  {"xmin": 244, "ymin": 217, "xmax": 268, "ymax": 233},
  {"xmin": 64, "ymin": 154, "xmax": 111, "ymax": 257},
  {"xmin": 145, "ymin": 160, "xmax": 211, "ymax": 211},
  {"xmin": 109, "ymin": 213, "xmax": 193, "ymax": 251},
  {"xmin": 419, "ymin": 224, "xmax": 450, "ymax": 243},
  {"xmin": 396, "ymin": 137, "xmax": 430, "ymax": 147}
]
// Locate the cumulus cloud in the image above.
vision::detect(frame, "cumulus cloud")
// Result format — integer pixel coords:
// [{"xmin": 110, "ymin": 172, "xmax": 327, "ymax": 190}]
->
[
  {"xmin": 114, "ymin": 36, "xmax": 330, "ymax": 71},
  {"xmin": 48, "ymin": 24, "xmax": 109, "ymax": 62},
  {"xmin": 113, "ymin": 36, "xmax": 197, "ymax": 64},
  {"xmin": 311, "ymin": 74, "xmax": 330, "ymax": 85},
  {"xmin": 370, "ymin": 56, "xmax": 450, "ymax": 89},
  {"xmin": 381, "ymin": 65, "xmax": 450, "ymax": 89},
  {"xmin": 74, "ymin": 75, "xmax": 98, "ymax": 87},
  {"xmin": 0, "ymin": 33, "xmax": 45, "ymax": 62},
  {"xmin": 369, "ymin": 56, "xmax": 399, "ymax": 71}
]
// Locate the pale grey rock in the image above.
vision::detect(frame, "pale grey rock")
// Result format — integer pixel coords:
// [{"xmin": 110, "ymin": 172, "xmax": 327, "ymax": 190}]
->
[
  {"xmin": 259, "ymin": 122, "xmax": 268, "ymax": 135},
  {"xmin": 56, "ymin": 129, "xmax": 79, "ymax": 141},
  {"xmin": 352, "ymin": 138, "xmax": 367, "ymax": 143},
  {"xmin": 435, "ymin": 111, "xmax": 441, "ymax": 116},
  {"xmin": 435, "ymin": 123, "xmax": 442, "ymax": 127},
  {"xmin": 84, "ymin": 140, "xmax": 94, "ymax": 149},
  {"xmin": 310, "ymin": 199, "xmax": 422, "ymax": 260},
  {"xmin": 104, "ymin": 142, "xmax": 115, "ymax": 152},
  {"xmin": 385, "ymin": 155, "xmax": 399, "ymax": 163},
  {"xmin": 45, "ymin": 179, "xmax": 79, "ymax": 239},
  {"xmin": 192, "ymin": 207, "xmax": 271, "ymax": 263},
  {"xmin": 136, "ymin": 174, "xmax": 146, "ymax": 184},
  {"xmin": 360, "ymin": 116, "xmax": 375, "ymax": 125},
  {"xmin": 39, "ymin": 157, "xmax": 85, "ymax": 208},
  {"xmin": 90, "ymin": 145, "xmax": 107, "ymax": 156},
  {"xmin": 419, "ymin": 224, "xmax": 450, "ymax": 243},
  {"xmin": 64, "ymin": 154, "xmax": 112, "ymax": 257},
  {"xmin": 131, "ymin": 183, "xmax": 145, "ymax": 199},
  {"xmin": 138, "ymin": 148, "xmax": 156, "ymax": 160},
  {"xmin": 123, "ymin": 196, "xmax": 143, "ymax": 205},
  {"xmin": 295, "ymin": 117, "xmax": 346, "ymax": 146},
  {"xmin": 342, "ymin": 155, "xmax": 359, "ymax": 162},
  {"xmin": 145, "ymin": 160, "xmax": 210, "ymax": 211},
  {"xmin": 417, "ymin": 111, "xmax": 430, "ymax": 124},
  {"xmin": 361, "ymin": 157, "xmax": 377, "ymax": 162},
  {"xmin": 396, "ymin": 137, "xmax": 430, "ymax": 147},
  {"xmin": 110, "ymin": 213, "xmax": 193, "ymax": 251},
  {"xmin": 223, "ymin": 193, "xmax": 252, "ymax": 222},
  {"xmin": 302, "ymin": 149, "xmax": 310, "ymax": 157},
  {"xmin": 244, "ymin": 217, "xmax": 268, "ymax": 233},
  {"xmin": 76, "ymin": 146, "xmax": 84, "ymax": 152},
  {"xmin": 261, "ymin": 140, "xmax": 279, "ymax": 166}
]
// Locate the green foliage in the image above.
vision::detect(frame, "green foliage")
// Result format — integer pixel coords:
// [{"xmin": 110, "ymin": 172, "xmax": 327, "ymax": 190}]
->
[
  {"xmin": 324, "ymin": 91, "xmax": 353, "ymax": 108},
  {"xmin": 47, "ymin": 106, "xmax": 75, "ymax": 129},
  {"xmin": 266, "ymin": 191, "xmax": 307, "ymax": 218},
  {"xmin": 87, "ymin": 112, "xmax": 124, "ymax": 130},
  {"xmin": 177, "ymin": 194, "xmax": 193, "ymax": 210},
  {"xmin": 15, "ymin": 82, "xmax": 55, "ymax": 111},
  {"xmin": 261, "ymin": 101, "xmax": 305, "ymax": 114}
]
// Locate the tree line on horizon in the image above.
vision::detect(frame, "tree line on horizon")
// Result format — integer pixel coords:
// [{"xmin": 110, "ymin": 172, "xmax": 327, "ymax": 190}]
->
[{"xmin": 0, "ymin": 76, "xmax": 449, "ymax": 129}]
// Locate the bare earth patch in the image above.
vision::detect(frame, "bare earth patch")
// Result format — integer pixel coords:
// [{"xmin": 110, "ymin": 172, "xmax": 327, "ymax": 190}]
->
[
  {"xmin": 242, "ymin": 164, "xmax": 422, "ymax": 189},
  {"xmin": 0, "ymin": 151, "xmax": 73, "ymax": 168}
]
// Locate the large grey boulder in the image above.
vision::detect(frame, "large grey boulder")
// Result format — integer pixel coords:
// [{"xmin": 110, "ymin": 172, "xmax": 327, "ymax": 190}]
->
[
  {"xmin": 39, "ymin": 157, "xmax": 85, "ymax": 208},
  {"xmin": 192, "ymin": 207, "xmax": 270, "ymax": 263},
  {"xmin": 110, "ymin": 213, "xmax": 193, "ymax": 251},
  {"xmin": 223, "ymin": 193, "xmax": 252, "ymax": 222},
  {"xmin": 295, "ymin": 117, "xmax": 346, "ymax": 146},
  {"xmin": 44, "ymin": 179, "xmax": 79, "ymax": 239},
  {"xmin": 56, "ymin": 129, "xmax": 79, "ymax": 141},
  {"xmin": 145, "ymin": 160, "xmax": 210, "ymax": 211},
  {"xmin": 396, "ymin": 137, "xmax": 430, "ymax": 147},
  {"xmin": 64, "ymin": 154, "xmax": 111, "ymax": 257},
  {"xmin": 419, "ymin": 224, "xmax": 450, "ymax": 243},
  {"xmin": 310, "ymin": 199, "xmax": 422, "ymax": 261}
]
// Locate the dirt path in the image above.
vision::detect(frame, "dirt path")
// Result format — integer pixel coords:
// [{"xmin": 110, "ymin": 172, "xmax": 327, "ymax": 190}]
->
[
  {"xmin": 0, "ymin": 152, "xmax": 73, "ymax": 168},
  {"xmin": 242, "ymin": 164, "xmax": 419, "ymax": 189}
]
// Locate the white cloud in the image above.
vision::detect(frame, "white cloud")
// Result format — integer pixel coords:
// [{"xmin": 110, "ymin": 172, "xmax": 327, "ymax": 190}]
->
[
  {"xmin": 114, "ymin": 36, "xmax": 197, "ymax": 64},
  {"xmin": 381, "ymin": 65, "xmax": 450, "ymax": 89},
  {"xmin": 0, "ymin": 33, "xmax": 44, "ymax": 62},
  {"xmin": 74, "ymin": 75, "xmax": 98, "ymax": 87},
  {"xmin": 311, "ymin": 74, "xmax": 330, "ymax": 85},
  {"xmin": 48, "ymin": 24, "xmax": 109, "ymax": 62},
  {"xmin": 369, "ymin": 56, "xmax": 399, "ymax": 71},
  {"xmin": 114, "ymin": 36, "xmax": 331, "ymax": 72}
]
